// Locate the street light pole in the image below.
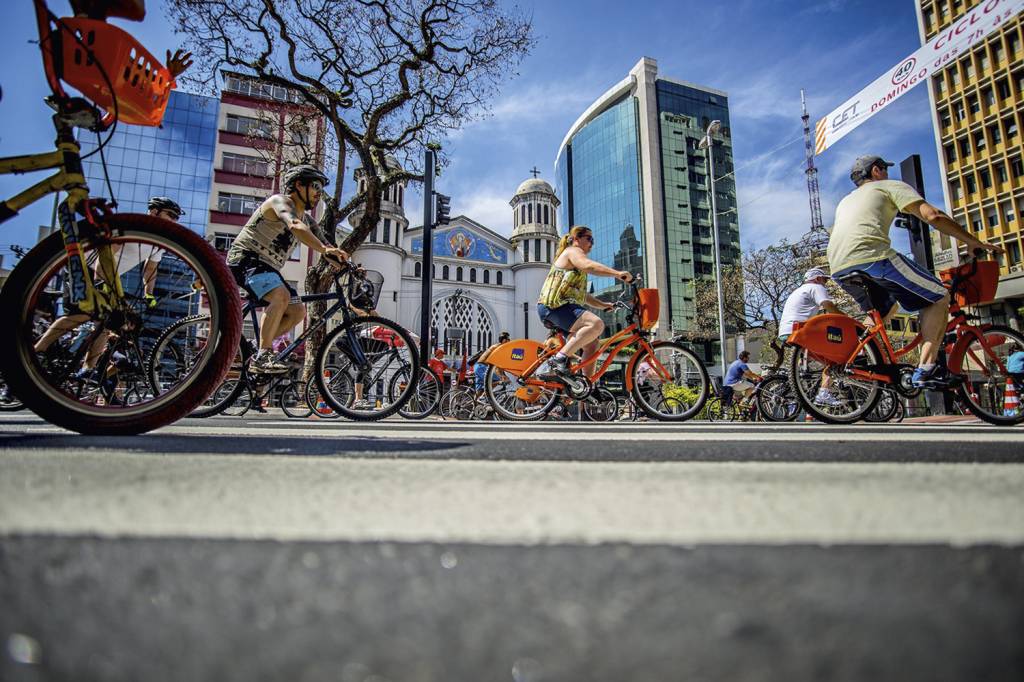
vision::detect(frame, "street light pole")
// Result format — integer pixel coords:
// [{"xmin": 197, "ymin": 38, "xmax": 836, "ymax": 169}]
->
[
  {"xmin": 419, "ymin": 148, "xmax": 435, "ymax": 364},
  {"xmin": 699, "ymin": 120, "xmax": 728, "ymax": 378}
]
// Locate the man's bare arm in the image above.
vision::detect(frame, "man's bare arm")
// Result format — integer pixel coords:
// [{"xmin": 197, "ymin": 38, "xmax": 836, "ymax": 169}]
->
[
  {"xmin": 905, "ymin": 200, "xmax": 1003, "ymax": 254},
  {"xmin": 821, "ymin": 301, "xmax": 839, "ymax": 314}
]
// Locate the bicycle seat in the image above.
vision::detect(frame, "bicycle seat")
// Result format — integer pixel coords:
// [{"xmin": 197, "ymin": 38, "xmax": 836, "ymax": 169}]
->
[{"xmin": 69, "ymin": 0, "xmax": 146, "ymax": 21}]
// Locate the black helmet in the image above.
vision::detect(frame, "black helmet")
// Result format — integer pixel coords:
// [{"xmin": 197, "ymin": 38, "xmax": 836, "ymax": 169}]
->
[
  {"xmin": 282, "ymin": 164, "xmax": 329, "ymax": 192},
  {"xmin": 148, "ymin": 196, "xmax": 183, "ymax": 217}
]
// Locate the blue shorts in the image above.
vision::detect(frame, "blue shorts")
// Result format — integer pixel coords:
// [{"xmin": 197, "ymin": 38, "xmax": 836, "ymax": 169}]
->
[
  {"xmin": 537, "ymin": 303, "xmax": 586, "ymax": 334},
  {"xmin": 230, "ymin": 261, "xmax": 296, "ymax": 303},
  {"xmin": 832, "ymin": 253, "xmax": 947, "ymax": 314},
  {"xmin": 474, "ymin": 362, "xmax": 488, "ymax": 391}
]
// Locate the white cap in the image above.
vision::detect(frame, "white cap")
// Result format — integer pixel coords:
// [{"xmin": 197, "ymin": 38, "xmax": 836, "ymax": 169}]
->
[{"xmin": 804, "ymin": 268, "xmax": 830, "ymax": 282}]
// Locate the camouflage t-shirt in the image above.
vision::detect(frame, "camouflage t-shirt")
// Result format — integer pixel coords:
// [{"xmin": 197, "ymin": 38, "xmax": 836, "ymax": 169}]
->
[{"xmin": 226, "ymin": 200, "xmax": 318, "ymax": 270}]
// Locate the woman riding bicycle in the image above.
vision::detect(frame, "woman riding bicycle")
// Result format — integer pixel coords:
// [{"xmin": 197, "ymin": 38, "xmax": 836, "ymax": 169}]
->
[{"xmin": 537, "ymin": 225, "xmax": 632, "ymax": 379}]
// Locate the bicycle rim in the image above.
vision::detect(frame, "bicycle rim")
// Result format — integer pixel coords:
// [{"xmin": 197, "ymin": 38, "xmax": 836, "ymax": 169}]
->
[
  {"xmin": 315, "ymin": 316, "xmax": 420, "ymax": 421},
  {"xmin": 582, "ymin": 387, "xmax": 618, "ymax": 422},
  {"xmin": 395, "ymin": 367, "xmax": 440, "ymax": 419},
  {"xmin": 0, "ymin": 215, "xmax": 241, "ymax": 434},
  {"xmin": 790, "ymin": 343, "xmax": 882, "ymax": 424},
  {"xmin": 281, "ymin": 381, "xmax": 312, "ymax": 418},
  {"xmin": 630, "ymin": 341, "xmax": 709, "ymax": 421},
  {"xmin": 755, "ymin": 376, "xmax": 799, "ymax": 422},
  {"xmin": 955, "ymin": 325, "xmax": 1024, "ymax": 425},
  {"xmin": 483, "ymin": 364, "xmax": 559, "ymax": 421}
]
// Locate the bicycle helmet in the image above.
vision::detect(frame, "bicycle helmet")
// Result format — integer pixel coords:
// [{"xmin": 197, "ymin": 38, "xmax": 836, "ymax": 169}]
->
[
  {"xmin": 147, "ymin": 196, "xmax": 184, "ymax": 218},
  {"xmin": 282, "ymin": 164, "xmax": 330, "ymax": 192}
]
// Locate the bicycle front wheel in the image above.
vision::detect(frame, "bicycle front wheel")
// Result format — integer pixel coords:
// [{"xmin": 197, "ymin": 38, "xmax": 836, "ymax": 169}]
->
[
  {"xmin": 582, "ymin": 387, "xmax": 618, "ymax": 422},
  {"xmin": 756, "ymin": 375, "xmax": 800, "ymax": 422},
  {"xmin": 630, "ymin": 341, "xmax": 709, "ymax": 421},
  {"xmin": 955, "ymin": 325, "xmax": 1024, "ymax": 426},
  {"xmin": 393, "ymin": 367, "xmax": 441, "ymax": 419},
  {"xmin": 483, "ymin": 364, "xmax": 560, "ymax": 421},
  {"xmin": 281, "ymin": 380, "xmax": 312, "ymax": 418},
  {"xmin": 790, "ymin": 342, "xmax": 883, "ymax": 424},
  {"xmin": 0, "ymin": 214, "xmax": 241, "ymax": 434},
  {"xmin": 315, "ymin": 316, "xmax": 420, "ymax": 421}
]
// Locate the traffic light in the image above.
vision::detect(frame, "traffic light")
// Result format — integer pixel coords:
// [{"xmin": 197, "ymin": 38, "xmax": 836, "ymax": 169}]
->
[{"xmin": 435, "ymin": 192, "xmax": 451, "ymax": 226}]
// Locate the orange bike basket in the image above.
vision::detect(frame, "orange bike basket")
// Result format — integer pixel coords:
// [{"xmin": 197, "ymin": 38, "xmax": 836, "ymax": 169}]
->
[
  {"xmin": 49, "ymin": 17, "xmax": 173, "ymax": 126},
  {"xmin": 939, "ymin": 260, "xmax": 999, "ymax": 308},
  {"xmin": 637, "ymin": 288, "xmax": 660, "ymax": 330}
]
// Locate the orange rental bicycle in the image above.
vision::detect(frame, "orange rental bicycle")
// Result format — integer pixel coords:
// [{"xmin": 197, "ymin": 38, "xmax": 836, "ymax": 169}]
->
[
  {"xmin": 482, "ymin": 277, "xmax": 710, "ymax": 421},
  {"xmin": 786, "ymin": 254, "xmax": 1024, "ymax": 425}
]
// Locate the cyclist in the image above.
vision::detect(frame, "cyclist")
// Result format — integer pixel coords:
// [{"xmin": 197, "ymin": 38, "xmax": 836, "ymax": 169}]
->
[
  {"xmin": 827, "ymin": 155, "xmax": 1002, "ymax": 388},
  {"xmin": 226, "ymin": 164, "xmax": 348, "ymax": 374},
  {"xmin": 537, "ymin": 225, "xmax": 633, "ymax": 378},
  {"xmin": 471, "ymin": 331, "xmax": 511, "ymax": 400},
  {"xmin": 34, "ymin": 195, "xmax": 185, "ymax": 363},
  {"xmin": 723, "ymin": 350, "xmax": 761, "ymax": 405},
  {"xmin": 779, "ymin": 268, "xmax": 841, "ymax": 406}
]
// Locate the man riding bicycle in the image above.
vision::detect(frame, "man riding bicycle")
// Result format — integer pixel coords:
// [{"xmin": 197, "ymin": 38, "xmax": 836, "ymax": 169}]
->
[
  {"xmin": 537, "ymin": 225, "xmax": 633, "ymax": 379},
  {"xmin": 827, "ymin": 155, "xmax": 1002, "ymax": 389},
  {"xmin": 780, "ymin": 268, "xmax": 841, "ymax": 405},
  {"xmin": 226, "ymin": 164, "xmax": 348, "ymax": 374}
]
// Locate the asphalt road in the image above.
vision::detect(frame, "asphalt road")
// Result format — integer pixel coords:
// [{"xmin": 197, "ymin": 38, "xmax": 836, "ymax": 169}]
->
[{"xmin": 1, "ymin": 413, "xmax": 1022, "ymax": 681}]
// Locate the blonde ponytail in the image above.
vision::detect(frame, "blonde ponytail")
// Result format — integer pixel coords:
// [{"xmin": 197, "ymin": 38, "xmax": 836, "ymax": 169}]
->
[{"xmin": 555, "ymin": 225, "xmax": 590, "ymax": 258}]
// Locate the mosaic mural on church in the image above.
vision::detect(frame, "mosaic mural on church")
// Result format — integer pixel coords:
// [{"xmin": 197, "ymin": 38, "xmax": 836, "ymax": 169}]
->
[{"xmin": 411, "ymin": 228, "xmax": 508, "ymax": 264}]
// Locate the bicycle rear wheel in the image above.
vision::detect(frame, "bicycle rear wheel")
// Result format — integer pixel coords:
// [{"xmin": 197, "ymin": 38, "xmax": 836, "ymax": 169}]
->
[
  {"xmin": 630, "ymin": 341, "xmax": 709, "ymax": 421},
  {"xmin": 483, "ymin": 364, "xmax": 560, "ymax": 421},
  {"xmin": 955, "ymin": 325, "xmax": 1024, "ymax": 426},
  {"xmin": 315, "ymin": 315, "xmax": 420, "ymax": 421},
  {"xmin": 0, "ymin": 215, "xmax": 241, "ymax": 434},
  {"xmin": 281, "ymin": 380, "xmax": 312, "ymax": 418},
  {"xmin": 393, "ymin": 367, "xmax": 440, "ymax": 419},
  {"xmin": 581, "ymin": 387, "xmax": 618, "ymax": 422},
  {"xmin": 790, "ymin": 341, "xmax": 883, "ymax": 424}
]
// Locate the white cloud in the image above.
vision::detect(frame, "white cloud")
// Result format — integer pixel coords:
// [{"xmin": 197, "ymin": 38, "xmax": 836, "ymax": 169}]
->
[{"xmin": 452, "ymin": 185, "xmax": 515, "ymax": 236}]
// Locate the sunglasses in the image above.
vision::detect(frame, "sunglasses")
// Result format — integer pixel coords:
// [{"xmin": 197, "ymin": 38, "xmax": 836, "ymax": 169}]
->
[
  {"xmin": 578, "ymin": 233, "xmax": 594, "ymax": 243},
  {"xmin": 308, "ymin": 181, "xmax": 324, "ymax": 191},
  {"xmin": 159, "ymin": 209, "xmax": 181, "ymax": 221}
]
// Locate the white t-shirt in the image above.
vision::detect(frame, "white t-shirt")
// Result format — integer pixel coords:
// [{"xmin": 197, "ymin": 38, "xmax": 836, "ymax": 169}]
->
[
  {"xmin": 779, "ymin": 282, "xmax": 832, "ymax": 337},
  {"xmin": 113, "ymin": 242, "xmax": 164, "ymax": 276}
]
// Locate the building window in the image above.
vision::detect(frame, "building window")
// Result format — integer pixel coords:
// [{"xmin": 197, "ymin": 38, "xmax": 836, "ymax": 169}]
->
[
  {"xmin": 398, "ymin": 186, "xmax": 404, "ymax": 205},
  {"xmin": 954, "ymin": 101, "xmax": 965, "ymax": 120},
  {"xmin": 965, "ymin": 174, "xmax": 977, "ymax": 194},
  {"xmin": 1005, "ymin": 118, "xmax": 1019, "ymax": 139},
  {"xmin": 983, "ymin": 88, "xmax": 995, "ymax": 108},
  {"xmin": 951, "ymin": 180, "xmax": 962, "ymax": 200},
  {"xmin": 414, "ymin": 261, "xmax": 421, "ymax": 277},
  {"xmin": 212, "ymin": 232, "xmax": 235, "ymax": 252},
  {"xmin": 523, "ymin": 241, "xmax": 529, "ymax": 263},
  {"xmin": 496, "ymin": 271, "xmax": 503, "ymax": 286},
  {"xmin": 290, "ymin": 129, "xmax": 310, "ymax": 145},
  {"xmin": 382, "ymin": 218, "xmax": 391, "ymax": 245},
  {"xmin": 1011, "ymin": 157, "xmax": 1024, "ymax": 178},
  {"xmin": 432, "ymin": 264, "xmax": 436, "ymax": 277},
  {"xmin": 974, "ymin": 131, "xmax": 986, "ymax": 151},
  {"xmin": 217, "ymin": 192, "xmax": 261, "ymax": 215},
  {"xmin": 527, "ymin": 203, "xmax": 533, "ymax": 224},
  {"xmin": 546, "ymin": 240, "xmax": 552, "ymax": 263},
  {"xmin": 997, "ymin": 78, "xmax": 1011, "ymax": 99},
  {"xmin": 483, "ymin": 270, "xmax": 490, "ymax": 284},
  {"xmin": 994, "ymin": 41, "xmax": 1006, "ymax": 63},
  {"xmin": 469, "ymin": 268, "xmax": 476, "ymax": 283},
  {"xmin": 224, "ymin": 113, "xmax": 272, "ymax": 138},
  {"xmin": 940, "ymin": 109, "xmax": 951, "ymax": 129},
  {"xmin": 223, "ymin": 152, "xmax": 268, "ymax": 176},
  {"xmin": 980, "ymin": 167, "xmax": 992, "ymax": 189},
  {"xmin": 959, "ymin": 137, "xmax": 971, "ymax": 157},
  {"xmin": 1005, "ymin": 203, "xmax": 1017, "ymax": 224},
  {"xmin": 990, "ymin": 124, "xmax": 1002, "ymax": 145},
  {"xmin": 998, "ymin": 163, "xmax": 1009, "ymax": 183},
  {"xmin": 965, "ymin": 61, "xmax": 976, "ymax": 82},
  {"xmin": 944, "ymin": 143, "xmax": 956, "ymax": 163},
  {"xmin": 1009, "ymin": 32, "xmax": 1020, "ymax": 57},
  {"xmin": 543, "ymin": 204, "xmax": 549, "ymax": 225},
  {"xmin": 456, "ymin": 266, "xmax": 463, "ymax": 282},
  {"xmin": 987, "ymin": 212, "xmax": 998, "ymax": 228},
  {"xmin": 534, "ymin": 239, "xmax": 541, "ymax": 262},
  {"xmin": 1009, "ymin": 241, "xmax": 1021, "ymax": 266},
  {"xmin": 968, "ymin": 96, "xmax": 979, "ymax": 114},
  {"xmin": 972, "ymin": 215, "xmax": 983, "ymax": 231},
  {"xmin": 443, "ymin": 265, "xmax": 449, "ymax": 280}
]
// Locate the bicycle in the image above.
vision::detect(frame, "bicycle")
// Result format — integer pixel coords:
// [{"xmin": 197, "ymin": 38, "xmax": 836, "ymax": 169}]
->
[
  {"xmin": 149, "ymin": 263, "xmax": 419, "ymax": 421},
  {"xmin": 0, "ymin": 0, "xmax": 241, "ymax": 434},
  {"xmin": 786, "ymin": 253, "xmax": 1024, "ymax": 426},
  {"xmin": 482, "ymin": 276, "xmax": 710, "ymax": 421}
]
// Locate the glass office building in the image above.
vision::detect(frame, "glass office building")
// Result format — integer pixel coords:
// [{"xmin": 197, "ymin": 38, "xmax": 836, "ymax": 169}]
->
[
  {"xmin": 556, "ymin": 58, "xmax": 740, "ymax": 362},
  {"xmin": 78, "ymin": 91, "xmax": 219, "ymax": 328}
]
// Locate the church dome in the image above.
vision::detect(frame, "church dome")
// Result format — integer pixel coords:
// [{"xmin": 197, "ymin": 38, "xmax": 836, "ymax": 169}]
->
[{"xmin": 514, "ymin": 178, "xmax": 555, "ymax": 197}]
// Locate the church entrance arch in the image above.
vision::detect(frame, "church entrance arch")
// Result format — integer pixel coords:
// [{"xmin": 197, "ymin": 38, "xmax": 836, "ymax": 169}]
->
[{"xmin": 430, "ymin": 292, "xmax": 495, "ymax": 357}]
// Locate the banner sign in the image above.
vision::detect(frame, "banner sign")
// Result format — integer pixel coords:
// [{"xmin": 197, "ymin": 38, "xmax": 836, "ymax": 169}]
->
[{"xmin": 815, "ymin": 0, "xmax": 1024, "ymax": 155}]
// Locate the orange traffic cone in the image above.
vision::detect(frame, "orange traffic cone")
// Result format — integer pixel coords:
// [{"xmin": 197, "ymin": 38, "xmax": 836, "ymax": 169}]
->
[
  {"xmin": 804, "ymin": 411, "xmax": 814, "ymax": 423},
  {"xmin": 1003, "ymin": 377, "xmax": 1019, "ymax": 417}
]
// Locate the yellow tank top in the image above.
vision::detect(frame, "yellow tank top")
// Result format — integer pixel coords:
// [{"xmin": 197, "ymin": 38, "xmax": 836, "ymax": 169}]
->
[{"xmin": 538, "ymin": 265, "xmax": 587, "ymax": 307}]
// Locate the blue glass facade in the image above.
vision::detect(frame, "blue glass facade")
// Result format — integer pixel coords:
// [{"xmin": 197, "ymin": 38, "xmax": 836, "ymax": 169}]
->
[
  {"xmin": 555, "ymin": 95, "xmax": 645, "ymax": 315},
  {"xmin": 78, "ymin": 91, "xmax": 219, "ymax": 326}
]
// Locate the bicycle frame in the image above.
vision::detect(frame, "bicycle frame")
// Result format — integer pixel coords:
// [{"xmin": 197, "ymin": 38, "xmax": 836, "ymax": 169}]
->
[{"xmin": 241, "ymin": 288, "xmax": 352, "ymax": 366}]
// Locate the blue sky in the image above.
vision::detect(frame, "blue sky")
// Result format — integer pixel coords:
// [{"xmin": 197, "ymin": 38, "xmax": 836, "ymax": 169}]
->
[{"xmin": 1, "ymin": 0, "xmax": 941, "ymax": 262}]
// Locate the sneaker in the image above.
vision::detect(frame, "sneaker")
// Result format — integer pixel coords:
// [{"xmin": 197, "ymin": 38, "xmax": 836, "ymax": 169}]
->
[
  {"xmin": 250, "ymin": 351, "xmax": 289, "ymax": 375},
  {"xmin": 543, "ymin": 354, "xmax": 572, "ymax": 378},
  {"xmin": 350, "ymin": 398, "xmax": 377, "ymax": 411},
  {"xmin": 911, "ymin": 365, "xmax": 961, "ymax": 389},
  {"xmin": 813, "ymin": 389, "xmax": 843, "ymax": 407}
]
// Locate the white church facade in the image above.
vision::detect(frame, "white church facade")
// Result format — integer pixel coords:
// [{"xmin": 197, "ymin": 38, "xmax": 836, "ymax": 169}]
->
[{"xmin": 346, "ymin": 172, "xmax": 561, "ymax": 356}]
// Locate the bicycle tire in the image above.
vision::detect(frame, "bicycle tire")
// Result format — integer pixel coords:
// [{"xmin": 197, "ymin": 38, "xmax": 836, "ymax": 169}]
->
[
  {"xmin": 756, "ymin": 375, "xmax": 800, "ymax": 422},
  {"xmin": 394, "ymin": 367, "xmax": 440, "ymax": 419},
  {"xmin": 281, "ymin": 381, "xmax": 312, "ymax": 418},
  {"xmin": 790, "ymin": 342, "xmax": 883, "ymax": 424},
  {"xmin": 0, "ymin": 214, "xmax": 241, "ymax": 434},
  {"xmin": 483, "ymin": 364, "xmax": 560, "ymax": 421},
  {"xmin": 954, "ymin": 325, "xmax": 1024, "ymax": 426},
  {"xmin": 630, "ymin": 341, "xmax": 709, "ymax": 421},
  {"xmin": 306, "ymin": 370, "xmax": 342, "ymax": 419},
  {"xmin": 315, "ymin": 315, "xmax": 420, "ymax": 421},
  {"xmin": 864, "ymin": 389, "xmax": 899, "ymax": 423},
  {"xmin": 218, "ymin": 379, "xmax": 252, "ymax": 417}
]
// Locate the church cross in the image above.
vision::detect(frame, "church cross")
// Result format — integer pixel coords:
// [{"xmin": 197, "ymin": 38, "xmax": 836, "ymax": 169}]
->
[{"xmin": 529, "ymin": 166, "xmax": 541, "ymax": 179}]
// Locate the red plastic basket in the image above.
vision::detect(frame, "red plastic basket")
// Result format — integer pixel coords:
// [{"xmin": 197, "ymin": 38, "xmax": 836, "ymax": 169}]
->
[
  {"xmin": 50, "ymin": 17, "xmax": 172, "ymax": 126},
  {"xmin": 637, "ymin": 288, "xmax": 660, "ymax": 330},
  {"xmin": 939, "ymin": 259, "xmax": 999, "ymax": 307}
]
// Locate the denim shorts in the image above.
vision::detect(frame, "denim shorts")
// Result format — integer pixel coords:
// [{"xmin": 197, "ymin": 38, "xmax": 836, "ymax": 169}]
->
[
  {"xmin": 537, "ymin": 303, "xmax": 586, "ymax": 334},
  {"xmin": 230, "ymin": 262, "xmax": 296, "ymax": 303},
  {"xmin": 832, "ymin": 253, "xmax": 947, "ymax": 314}
]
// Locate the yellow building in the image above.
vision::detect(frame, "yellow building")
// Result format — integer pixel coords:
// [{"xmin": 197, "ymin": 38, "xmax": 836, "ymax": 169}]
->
[{"xmin": 915, "ymin": 1, "xmax": 1023, "ymax": 326}]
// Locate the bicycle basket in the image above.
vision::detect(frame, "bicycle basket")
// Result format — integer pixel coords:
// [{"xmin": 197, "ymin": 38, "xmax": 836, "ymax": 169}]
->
[
  {"xmin": 636, "ymin": 288, "xmax": 660, "ymax": 330},
  {"xmin": 46, "ymin": 17, "xmax": 172, "ymax": 126},
  {"xmin": 349, "ymin": 270, "xmax": 383, "ymax": 310},
  {"xmin": 939, "ymin": 259, "xmax": 999, "ymax": 307}
]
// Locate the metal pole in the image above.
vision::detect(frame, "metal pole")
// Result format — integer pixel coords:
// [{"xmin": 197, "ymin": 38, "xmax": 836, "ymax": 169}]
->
[
  {"xmin": 419, "ymin": 149, "xmax": 435, "ymax": 364},
  {"xmin": 705, "ymin": 122, "xmax": 728, "ymax": 378}
]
